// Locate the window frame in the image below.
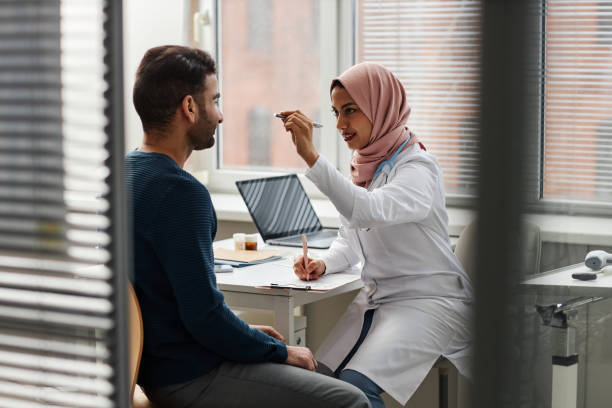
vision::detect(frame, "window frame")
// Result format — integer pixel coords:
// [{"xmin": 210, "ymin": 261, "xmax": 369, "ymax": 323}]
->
[{"xmin": 189, "ymin": 0, "xmax": 353, "ymax": 198}]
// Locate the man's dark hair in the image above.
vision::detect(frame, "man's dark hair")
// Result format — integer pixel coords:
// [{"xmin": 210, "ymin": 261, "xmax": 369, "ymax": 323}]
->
[{"xmin": 133, "ymin": 45, "xmax": 216, "ymax": 132}]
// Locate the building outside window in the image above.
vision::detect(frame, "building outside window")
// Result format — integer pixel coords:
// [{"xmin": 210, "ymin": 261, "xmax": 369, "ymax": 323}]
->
[{"xmin": 217, "ymin": 0, "xmax": 322, "ymax": 172}]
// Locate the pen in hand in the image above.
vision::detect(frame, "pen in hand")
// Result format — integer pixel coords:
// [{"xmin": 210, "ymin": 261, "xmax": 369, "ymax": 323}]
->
[
  {"xmin": 275, "ymin": 113, "xmax": 323, "ymax": 128},
  {"xmin": 302, "ymin": 233, "xmax": 309, "ymax": 281}
]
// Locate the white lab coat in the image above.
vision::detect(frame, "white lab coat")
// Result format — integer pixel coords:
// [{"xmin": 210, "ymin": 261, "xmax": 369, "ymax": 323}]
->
[{"xmin": 306, "ymin": 144, "xmax": 474, "ymax": 405}]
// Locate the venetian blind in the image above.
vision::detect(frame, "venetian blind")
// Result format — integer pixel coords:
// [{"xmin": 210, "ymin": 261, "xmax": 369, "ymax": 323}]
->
[
  {"xmin": 0, "ymin": 0, "xmax": 128, "ymax": 407},
  {"xmin": 543, "ymin": 0, "xmax": 612, "ymax": 203},
  {"xmin": 356, "ymin": 0, "xmax": 482, "ymax": 197}
]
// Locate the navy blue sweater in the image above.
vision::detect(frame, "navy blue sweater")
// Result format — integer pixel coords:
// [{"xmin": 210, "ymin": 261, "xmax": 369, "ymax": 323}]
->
[{"xmin": 125, "ymin": 151, "xmax": 288, "ymax": 389}]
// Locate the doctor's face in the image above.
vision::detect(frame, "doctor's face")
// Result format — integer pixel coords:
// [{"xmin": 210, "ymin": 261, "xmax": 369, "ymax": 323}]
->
[
  {"xmin": 188, "ymin": 74, "xmax": 223, "ymax": 151},
  {"xmin": 331, "ymin": 86, "xmax": 372, "ymax": 151}
]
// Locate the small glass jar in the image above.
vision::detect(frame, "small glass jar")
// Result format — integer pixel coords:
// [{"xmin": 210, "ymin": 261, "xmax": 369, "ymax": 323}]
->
[
  {"xmin": 233, "ymin": 233, "xmax": 246, "ymax": 251},
  {"xmin": 245, "ymin": 234, "xmax": 258, "ymax": 251}
]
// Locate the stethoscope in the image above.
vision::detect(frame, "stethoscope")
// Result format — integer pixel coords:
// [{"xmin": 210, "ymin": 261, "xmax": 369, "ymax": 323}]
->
[
  {"xmin": 369, "ymin": 136, "xmax": 413, "ymax": 189},
  {"xmin": 356, "ymin": 136, "xmax": 414, "ymax": 238}
]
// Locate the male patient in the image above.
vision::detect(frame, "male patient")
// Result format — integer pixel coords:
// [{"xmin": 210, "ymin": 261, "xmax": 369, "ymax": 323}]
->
[{"xmin": 125, "ymin": 45, "xmax": 369, "ymax": 408}]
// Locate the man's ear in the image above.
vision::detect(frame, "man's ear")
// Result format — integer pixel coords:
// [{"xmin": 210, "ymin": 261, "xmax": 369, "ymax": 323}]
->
[{"xmin": 180, "ymin": 95, "xmax": 197, "ymax": 124}]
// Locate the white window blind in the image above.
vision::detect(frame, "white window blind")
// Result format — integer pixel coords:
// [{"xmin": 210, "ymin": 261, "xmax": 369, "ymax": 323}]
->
[
  {"xmin": 0, "ymin": 0, "xmax": 128, "ymax": 407},
  {"xmin": 543, "ymin": 0, "xmax": 612, "ymax": 203},
  {"xmin": 356, "ymin": 0, "xmax": 482, "ymax": 197}
]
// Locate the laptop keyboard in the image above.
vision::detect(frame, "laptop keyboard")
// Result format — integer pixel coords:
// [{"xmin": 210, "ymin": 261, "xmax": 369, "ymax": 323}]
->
[
  {"xmin": 269, "ymin": 229, "xmax": 337, "ymax": 248},
  {"xmin": 276, "ymin": 230, "xmax": 336, "ymax": 242},
  {"xmin": 305, "ymin": 230, "xmax": 338, "ymax": 240}
]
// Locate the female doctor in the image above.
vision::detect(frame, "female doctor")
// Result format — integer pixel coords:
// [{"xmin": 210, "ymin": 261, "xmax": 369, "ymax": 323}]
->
[{"xmin": 280, "ymin": 62, "xmax": 473, "ymax": 408}]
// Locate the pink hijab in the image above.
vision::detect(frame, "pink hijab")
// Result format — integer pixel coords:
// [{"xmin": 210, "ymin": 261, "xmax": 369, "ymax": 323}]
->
[{"xmin": 332, "ymin": 63, "xmax": 424, "ymax": 188}]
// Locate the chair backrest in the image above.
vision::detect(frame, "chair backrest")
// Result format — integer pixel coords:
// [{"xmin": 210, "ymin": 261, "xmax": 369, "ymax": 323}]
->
[
  {"xmin": 454, "ymin": 219, "xmax": 479, "ymax": 281},
  {"xmin": 128, "ymin": 282, "xmax": 144, "ymax": 401},
  {"xmin": 453, "ymin": 219, "xmax": 542, "ymax": 281}
]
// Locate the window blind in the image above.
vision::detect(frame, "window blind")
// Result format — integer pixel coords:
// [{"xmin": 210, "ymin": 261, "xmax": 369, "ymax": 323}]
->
[
  {"xmin": 543, "ymin": 0, "xmax": 612, "ymax": 203},
  {"xmin": 0, "ymin": 0, "xmax": 128, "ymax": 407},
  {"xmin": 356, "ymin": 0, "xmax": 482, "ymax": 197}
]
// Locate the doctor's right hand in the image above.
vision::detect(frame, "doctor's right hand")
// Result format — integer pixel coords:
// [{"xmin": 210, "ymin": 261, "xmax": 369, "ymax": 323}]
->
[
  {"xmin": 293, "ymin": 256, "xmax": 326, "ymax": 281},
  {"xmin": 285, "ymin": 345, "xmax": 318, "ymax": 371},
  {"xmin": 279, "ymin": 110, "xmax": 320, "ymax": 168}
]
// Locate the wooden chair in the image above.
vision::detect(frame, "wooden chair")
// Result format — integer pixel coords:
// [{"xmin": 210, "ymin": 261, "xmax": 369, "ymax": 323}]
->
[{"xmin": 128, "ymin": 283, "xmax": 155, "ymax": 408}]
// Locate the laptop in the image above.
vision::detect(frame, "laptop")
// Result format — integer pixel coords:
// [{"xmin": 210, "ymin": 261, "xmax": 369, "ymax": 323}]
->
[{"xmin": 235, "ymin": 174, "xmax": 338, "ymax": 249}]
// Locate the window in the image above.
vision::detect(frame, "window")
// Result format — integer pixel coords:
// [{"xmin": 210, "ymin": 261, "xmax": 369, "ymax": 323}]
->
[
  {"xmin": 200, "ymin": 0, "xmax": 484, "ymax": 198},
  {"xmin": 194, "ymin": 0, "xmax": 612, "ymax": 212},
  {"xmin": 355, "ymin": 0, "xmax": 612, "ymax": 208},
  {"xmin": 188, "ymin": 0, "xmax": 342, "ymax": 195},
  {"xmin": 217, "ymin": 0, "xmax": 323, "ymax": 172},
  {"xmin": 543, "ymin": 0, "xmax": 612, "ymax": 205},
  {"xmin": 356, "ymin": 0, "xmax": 482, "ymax": 198}
]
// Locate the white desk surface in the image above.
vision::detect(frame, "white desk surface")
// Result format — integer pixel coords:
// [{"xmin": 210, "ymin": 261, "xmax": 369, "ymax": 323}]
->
[
  {"xmin": 212, "ymin": 238, "xmax": 363, "ymax": 346},
  {"xmin": 521, "ymin": 263, "xmax": 612, "ymax": 297},
  {"xmin": 213, "ymin": 237, "xmax": 362, "ymax": 302}
]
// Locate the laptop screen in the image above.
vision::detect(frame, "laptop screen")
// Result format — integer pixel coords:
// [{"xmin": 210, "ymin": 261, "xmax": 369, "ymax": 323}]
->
[{"xmin": 236, "ymin": 175, "xmax": 322, "ymax": 240}]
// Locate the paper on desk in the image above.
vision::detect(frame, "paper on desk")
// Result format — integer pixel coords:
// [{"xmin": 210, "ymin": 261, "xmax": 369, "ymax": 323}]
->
[
  {"xmin": 214, "ymin": 259, "xmax": 362, "ymax": 292},
  {"xmin": 270, "ymin": 272, "xmax": 362, "ymax": 291},
  {"xmin": 232, "ymin": 261, "xmax": 361, "ymax": 291},
  {"xmin": 214, "ymin": 247, "xmax": 279, "ymax": 263}
]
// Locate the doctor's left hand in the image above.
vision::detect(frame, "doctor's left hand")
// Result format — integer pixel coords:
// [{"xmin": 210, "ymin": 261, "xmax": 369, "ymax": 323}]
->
[
  {"xmin": 250, "ymin": 325, "xmax": 286, "ymax": 343},
  {"xmin": 293, "ymin": 256, "xmax": 326, "ymax": 281}
]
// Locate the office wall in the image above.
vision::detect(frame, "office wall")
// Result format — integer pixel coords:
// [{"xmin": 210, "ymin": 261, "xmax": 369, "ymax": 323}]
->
[{"xmin": 122, "ymin": 0, "xmax": 187, "ymax": 151}]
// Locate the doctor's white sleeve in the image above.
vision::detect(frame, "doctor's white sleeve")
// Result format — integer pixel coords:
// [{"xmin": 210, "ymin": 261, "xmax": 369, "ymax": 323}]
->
[
  {"xmin": 305, "ymin": 155, "xmax": 437, "ymax": 230},
  {"xmin": 319, "ymin": 223, "xmax": 362, "ymax": 274}
]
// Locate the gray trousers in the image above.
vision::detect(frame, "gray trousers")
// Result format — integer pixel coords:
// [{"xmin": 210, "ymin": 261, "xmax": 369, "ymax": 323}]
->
[{"xmin": 144, "ymin": 361, "xmax": 370, "ymax": 408}]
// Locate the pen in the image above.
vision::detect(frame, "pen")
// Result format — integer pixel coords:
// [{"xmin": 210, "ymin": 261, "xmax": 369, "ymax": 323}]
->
[
  {"xmin": 270, "ymin": 283, "xmax": 312, "ymax": 291},
  {"xmin": 302, "ymin": 233, "xmax": 309, "ymax": 281},
  {"xmin": 275, "ymin": 113, "xmax": 323, "ymax": 128}
]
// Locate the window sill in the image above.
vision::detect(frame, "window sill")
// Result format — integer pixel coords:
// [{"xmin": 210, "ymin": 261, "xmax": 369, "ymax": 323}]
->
[
  {"xmin": 211, "ymin": 193, "xmax": 612, "ymax": 246},
  {"xmin": 523, "ymin": 213, "xmax": 612, "ymax": 246}
]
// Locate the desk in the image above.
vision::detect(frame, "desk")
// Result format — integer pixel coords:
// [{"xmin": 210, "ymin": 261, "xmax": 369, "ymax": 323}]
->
[
  {"xmin": 213, "ymin": 238, "xmax": 363, "ymax": 345},
  {"xmin": 521, "ymin": 264, "xmax": 612, "ymax": 408},
  {"xmin": 521, "ymin": 263, "xmax": 612, "ymax": 297}
]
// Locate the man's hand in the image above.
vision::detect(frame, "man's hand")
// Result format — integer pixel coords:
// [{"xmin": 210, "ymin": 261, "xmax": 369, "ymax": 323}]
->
[
  {"xmin": 293, "ymin": 256, "xmax": 326, "ymax": 281},
  {"xmin": 285, "ymin": 345, "xmax": 318, "ymax": 371},
  {"xmin": 250, "ymin": 325, "xmax": 286, "ymax": 343}
]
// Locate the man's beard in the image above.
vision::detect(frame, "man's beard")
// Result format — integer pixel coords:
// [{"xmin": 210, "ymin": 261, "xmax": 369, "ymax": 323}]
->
[{"xmin": 189, "ymin": 106, "xmax": 216, "ymax": 151}]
